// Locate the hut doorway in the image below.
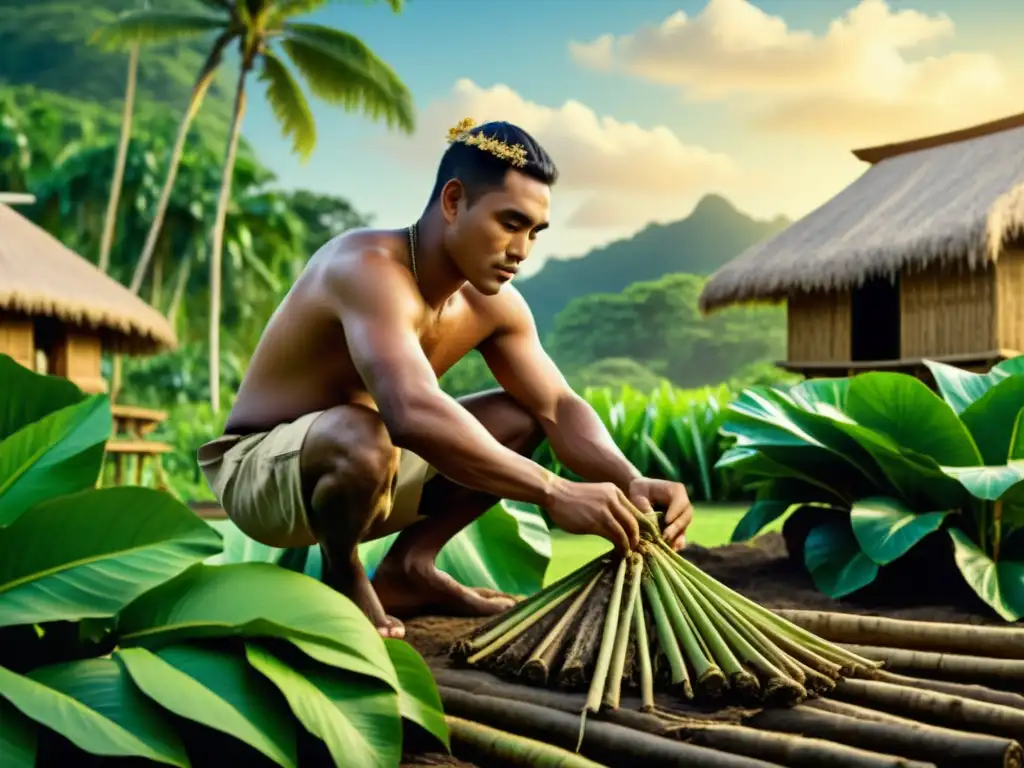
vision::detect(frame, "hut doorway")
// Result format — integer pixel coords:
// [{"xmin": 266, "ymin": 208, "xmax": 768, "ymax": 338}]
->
[{"xmin": 851, "ymin": 274, "xmax": 901, "ymax": 361}]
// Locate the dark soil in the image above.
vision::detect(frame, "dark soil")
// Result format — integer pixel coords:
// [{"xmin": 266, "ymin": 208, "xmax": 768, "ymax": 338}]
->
[{"xmin": 400, "ymin": 530, "xmax": 1016, "ymax": 766}]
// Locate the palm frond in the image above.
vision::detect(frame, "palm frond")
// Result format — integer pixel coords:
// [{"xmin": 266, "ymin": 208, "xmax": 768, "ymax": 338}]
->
[
  {"xmin": 281, "ymin": 23, "xmax": 415, "ymax": 133},
  {"xmin": 259, "ymin": 50, "xmax": 318, "ymax": 159},
  {"xmin": 90, "ymin": 9, "xmax": 229, "ymax": 51}
]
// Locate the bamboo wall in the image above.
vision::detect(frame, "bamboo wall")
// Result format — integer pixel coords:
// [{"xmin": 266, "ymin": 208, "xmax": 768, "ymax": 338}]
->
[
  {"xmin": 0, "ymin": 313, "xmax": 35, "ymax": 370},
  {"xmin": 899, "ymin": 262, "xmax": 996, "ymax": 358},
  {"xmin": 787, "ymin": 290, "xmax": 851, "ymax": 361},
  {"xmin": 996, "ymin": 247, "xmax": 1024, "ymax": 353}
]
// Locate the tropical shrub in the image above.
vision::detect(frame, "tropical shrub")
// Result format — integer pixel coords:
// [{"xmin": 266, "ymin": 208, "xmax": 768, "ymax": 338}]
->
[
  {"xmin": 721, "ymin": 357, "xmax": 1024, "ymax": 621},
  {"xmin": 534, "ymin": 382, "xmax": 744, "ymax": 503},
  {"xmin": 0, "ymin": 355, "xmax": 447, "ymax": 766}
]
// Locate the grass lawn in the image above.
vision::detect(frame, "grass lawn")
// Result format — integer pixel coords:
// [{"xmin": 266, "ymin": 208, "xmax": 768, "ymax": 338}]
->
[{"xmin": 542, "ymin": 503, "xmax": 781, "ymax": 586}]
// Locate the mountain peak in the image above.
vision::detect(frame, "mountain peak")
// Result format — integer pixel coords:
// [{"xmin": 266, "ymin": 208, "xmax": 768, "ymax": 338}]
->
[{"xmin": 519, "ymin": 194, "xmax": 791, "ymax": 335}]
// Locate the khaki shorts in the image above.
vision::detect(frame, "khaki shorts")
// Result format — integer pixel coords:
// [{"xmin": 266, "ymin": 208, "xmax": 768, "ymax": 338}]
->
[{"xmin": 197, "ymin": 411, "xmax": 437, "ymax": 548}]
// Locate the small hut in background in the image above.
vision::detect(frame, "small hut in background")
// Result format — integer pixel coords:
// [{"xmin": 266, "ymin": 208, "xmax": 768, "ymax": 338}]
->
[
  {"xmin": 0, "ymin": 200, "xmax": 178, "ymax": 487},
  {"xmin": 699, "ymin": 113, "xmax": 1024, "ymax": 380}
]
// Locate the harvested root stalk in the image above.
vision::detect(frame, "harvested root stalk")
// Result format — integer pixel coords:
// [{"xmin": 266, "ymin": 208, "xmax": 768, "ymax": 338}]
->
[
  {"xmin": 450, "ymin": 520, "xmax": 879, "ymax": 712},
  {"xmin": 446, "ymin": 715, "xmax": 607, "ymax": 767}
]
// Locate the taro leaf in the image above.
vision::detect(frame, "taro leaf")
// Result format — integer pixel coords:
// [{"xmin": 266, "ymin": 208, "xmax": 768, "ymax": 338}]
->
[
  {"xmin": 0, "ymin": 657, "xmax": 188, "ymax": 766},
  {"xmin": 116, "ymin": 563, "xmax": 398, "ymax": 690},
  {"xmin": 204, "ymin": 518, "xmax": 288, "ymax": 565},
  {"xmin": 940, "ymin": 462, "xmax": 1024, "ymax": 501},
  {"xmin": 359, "ymin": 500, "xmax": 550, "ymax": 596},
  {"xmin": 959, "ymin": 377, "xmax": 1024, "ymax": 465},
  {"xmin": 0, "ymin": 696, "xmax": 36, "ymax": 767},
  {"xmin": 731, "ymin": 500, "xmax": 795, "ymax": 542},
  {"xmin": 924, "ymin": 357, "xmax": 1024, "ymax": 415},
  {"xmin": 787, "ymin": 377, "xmax": 849, "ymax": 411},
  {"xmin": 949, "ymin": 528, "xmax": 1024, "ymax": 621},
  {"xmin": 846, "ymin": 372, "xmax": 981, "ymax": 467},
  {"xmin": 117, "ymin": 644, "xmax": 298, "ymax": 768},
  {"xmin": 0, "ymin": 488, "xmax": 222, "ymax": 628},
  {"xmin": 0, "ymin": 395, "xmax": 111, "ymax": 527},
  {"xmin": 245, "ymin": 643, "xmax": 402, "ymax": 768},
  {"xmin": 384, "ymin": 638, "xmax": 449, "ymax": 750},
  {"xmin": 804, "ymin": 521, "xmax": 879, "ymax": 598},
  {"xmin": 850, "ymin": 496, "xmax": 950, "ymax": 565},
  {"xmin": 715, "ymin": 446, "xmax": 848, "ymax": 504},
  {"xmin": 0, "ymin": 354, "xmax": 87, "ymax": 442}
]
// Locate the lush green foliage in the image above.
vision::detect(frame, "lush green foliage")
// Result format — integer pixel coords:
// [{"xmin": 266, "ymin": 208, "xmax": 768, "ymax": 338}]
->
[
  {"xmin": 534, "ymin": 382, "xmax": 745, "ymax": 503},
  {"xmin": 721, "ymin": 358, "xmax": 1024, "ymax": 621},
  {"xmin": 0, "ymin": 0, "xmax": 237, "ymax": 122},
  {"xmin": 546, "ymin": 273, "xmax": 787, "ymax": 389},
  {"xmin": 0, "ymin": 355, "xmax": 448, "ymax": 766}
]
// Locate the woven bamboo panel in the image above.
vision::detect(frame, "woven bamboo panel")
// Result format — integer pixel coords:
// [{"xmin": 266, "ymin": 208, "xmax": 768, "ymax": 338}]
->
[
  {"xmin": 996, "ymin": 246, "xmax": 1024, "ymax": 352},
  {"xmin": 899, "ymin": 262, "xmax": 996, "ymax": 358},
  {"xmin": 787, "ymin": 290, "xmax": 851, "ymax": 362}
]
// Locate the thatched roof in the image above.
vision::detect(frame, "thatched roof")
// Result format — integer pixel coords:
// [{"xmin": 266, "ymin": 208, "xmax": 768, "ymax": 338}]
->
[
  {"xmin": 699, "ymin": 113, "xmax": 1024, "ymax": 312},
  {"xmin": 0, "ymin": 203, "xmax": 177, "ymax": 355}
]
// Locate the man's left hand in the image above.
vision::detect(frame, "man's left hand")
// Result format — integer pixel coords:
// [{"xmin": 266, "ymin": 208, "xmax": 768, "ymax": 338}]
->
[{"xmin": 627, "ymin": 477, "xmax": 693, "ymax": 551}]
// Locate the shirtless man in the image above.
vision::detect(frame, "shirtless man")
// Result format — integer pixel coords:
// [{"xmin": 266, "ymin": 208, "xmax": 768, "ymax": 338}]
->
[{"xmin": 198, "ymin": 119, "xmax": 694, "ymax": 639}]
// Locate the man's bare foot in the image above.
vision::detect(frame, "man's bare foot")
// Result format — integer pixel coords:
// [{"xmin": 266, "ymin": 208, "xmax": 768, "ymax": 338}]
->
[
  {"xmin": 372, "ymin": 554, "xmax": 518, "ymax": 618},
  {"xmin": 325, "ymin": 559, "xmax": 405, "ymax": 639}
]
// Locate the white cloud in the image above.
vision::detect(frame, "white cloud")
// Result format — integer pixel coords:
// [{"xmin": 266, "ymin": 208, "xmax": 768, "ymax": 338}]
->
[
  {"xmin": 385, "ymin": 78, "xmax": 738, "ymax": 231},
  {"xmin": 569, "ymin": 0, "xmax": 1016, "ymax": 144}
]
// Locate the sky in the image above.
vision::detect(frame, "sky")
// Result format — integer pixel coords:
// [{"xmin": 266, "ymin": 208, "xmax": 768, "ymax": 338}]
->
[{"xmin": 241, "ymin": 0, "xmax": 1024, "ymax": 278}]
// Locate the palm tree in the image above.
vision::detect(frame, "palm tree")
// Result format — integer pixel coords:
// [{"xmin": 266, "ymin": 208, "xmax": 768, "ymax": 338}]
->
[
  {"xmin": 96, "ymin": 1, "xmax": 145, "ymax": 274},
  {"xmin": 96, "ymin": 0, "xmax": 415, "ymax": 412}
]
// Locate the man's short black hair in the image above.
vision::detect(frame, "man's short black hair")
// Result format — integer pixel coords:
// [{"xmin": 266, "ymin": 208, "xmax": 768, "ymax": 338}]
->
[{"xmin": 425, "ymin": 121, "xmax": 558, "ymax": 210}]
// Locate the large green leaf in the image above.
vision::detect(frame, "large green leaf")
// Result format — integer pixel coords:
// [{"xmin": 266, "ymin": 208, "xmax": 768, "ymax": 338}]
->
[
  {"xmin": 0, "ymin": 355, "xmax": 87, "ymax": 441},
  {"xmin": 0, "ymin": 395, "xmax": 111, "ymax": 526},
  {"xmin": 845, "ymin": 372, "xmax": 980, "ymax": 467},
  {"xmin": 117, "ymin": 563, "xmax": 398, "ymax": 689},
  {"xmin": 0, "ymin": 487, "xmax": 222, "ymax": 628},
  {"xmin": 959, "ymin": 377, "xmax": 1024, "ymax": 465},
  {"xmin": 716, "ymin": 446, "xmax": 849, "ymax": 504},
  {"xmin": 360, "ymin": 500, "xmax": 551, "ymax": 596},
  {"xmin": 731, "ymin": 500, "xmax": 796, "ymax": 543},
  {"xmin": 118, "ymin": 644, "xmax": 298, "ymax": 767},
  {"xmin": 245, "ymin": 643, "xmax": 402, "ymax": 768},
  {"xmin": 803, "ymin": 521, "xmax": 879, "ymax": 598},
  {"xmin": 924, "ymin": 357, "xmax": 1024, "ymax": 415},
  {"xmin": 0, "ymin": 657, "xmax": 188, "ymax": 766},
  {"xmin": 0, "ymin": 696, "xmax": 36, "ymax": 767},
  {"xmin": 949, "ymin": 528, "xmax": 1024, "ymax": 621},
  {"xmin": 850, "ymin": 497, "xmax": 950, "ymax": 565},
  {"xmin": 205, "ymin": 518, "xmax": 288, "ymax": 566},
  {"xmin": 384, "ymin": 639, "xmax": 448, "ymax": 750},
  {"xmin": 940, "ymin": 462, "xmax": 1024, "ymax": 501}
]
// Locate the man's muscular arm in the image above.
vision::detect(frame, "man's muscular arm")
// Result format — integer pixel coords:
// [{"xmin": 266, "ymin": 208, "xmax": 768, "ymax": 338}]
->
[
  {"xmin": 478, "ymin": 287, "xmax": 640, "ymax": 489},
  {"xmin": 479, "ymin": 286, "xmax": 694, "ymax": 550}
]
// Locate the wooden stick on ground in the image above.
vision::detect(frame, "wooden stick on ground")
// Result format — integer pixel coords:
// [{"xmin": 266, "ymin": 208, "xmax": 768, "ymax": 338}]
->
[
  {"xmin": 770, "ymin": 611, "xmax": 1024, "ymax": 659},
  {"xmin": 841, "ymin": 644, "xmax": 1024, "ymax": 687},
  {"xmin": 745, "ymin": 704, "xmax": 1023, "ymax": 768},
  {"xmin": 437, "ymin": 685, "xmax": 787, "ymax": 768},
  {"xmin": 446, "ymin": 715, "xmax": 607, "ymax": 767}
]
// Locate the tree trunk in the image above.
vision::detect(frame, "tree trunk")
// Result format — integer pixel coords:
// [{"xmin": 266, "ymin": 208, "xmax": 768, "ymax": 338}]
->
[
  {"xmin": 167, "ymin": 256, "xmax": 192, "ymax": 328},
  {"xmin": 208, "ymin": 64, "xmax": 250, "ymax": 414},
  {"xmin": 128, "ymin": 30, "xmax": 232, "ymax": 295},
  {"xmin": 98, "ymin": 42, "xmax": 138, "ymax": 273}
]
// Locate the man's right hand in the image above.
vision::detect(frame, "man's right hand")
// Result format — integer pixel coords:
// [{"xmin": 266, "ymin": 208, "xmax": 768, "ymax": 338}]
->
[{"xmin": 545, "ymin": 479, "xmax": 642, "ymax": 553}]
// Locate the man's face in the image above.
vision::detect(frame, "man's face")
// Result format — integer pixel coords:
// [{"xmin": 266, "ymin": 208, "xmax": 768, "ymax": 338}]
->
[{"xmin": 441, "ymin": 169, "xmax": 550, "ymax": 295}]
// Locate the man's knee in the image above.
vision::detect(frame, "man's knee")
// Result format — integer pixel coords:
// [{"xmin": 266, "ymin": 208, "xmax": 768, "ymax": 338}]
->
[
  {"xmin": 459, "ymin": 388, "xmax": 545, "ymax": 456},
  {"xmin": 302, "ymin": 405, "xmax": 395, "ymax": 514}
]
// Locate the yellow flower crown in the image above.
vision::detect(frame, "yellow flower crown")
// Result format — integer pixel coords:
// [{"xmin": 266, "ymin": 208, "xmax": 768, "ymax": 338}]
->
[{"xmin": 446, "ymin": 117, "xmax": 527, "ymax": 168}]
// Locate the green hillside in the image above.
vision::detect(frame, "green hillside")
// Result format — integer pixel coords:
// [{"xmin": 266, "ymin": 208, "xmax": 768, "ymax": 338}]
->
[
  {"xmin": 518, "ymin": 194, "xmax": 790, "ymax": 335},
  {"xmin": 0, "ymin": 0, "xmax": 235, "ymax": 123}
]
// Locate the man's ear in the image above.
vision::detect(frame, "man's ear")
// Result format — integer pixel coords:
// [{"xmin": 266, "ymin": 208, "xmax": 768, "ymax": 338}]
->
[{"xmin": 440, "ymin": 178, "xmax": 465, "ymax": 224}]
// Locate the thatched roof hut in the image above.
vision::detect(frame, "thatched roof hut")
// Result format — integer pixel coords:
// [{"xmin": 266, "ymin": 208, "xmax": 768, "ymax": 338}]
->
[
  {"xmin": 699, "ymin": 113, "xmax": 1024, "ymax": 378},
  {"xmin": 0, "ymin": 202, "xmax": 177, "ymax": 392}
]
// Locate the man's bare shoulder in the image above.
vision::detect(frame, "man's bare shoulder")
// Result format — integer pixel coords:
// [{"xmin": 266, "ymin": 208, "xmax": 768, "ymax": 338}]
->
[
  {"xmin": 312, "ymin": 228, "xmax": 417, "ymax": 306},
  {"xmin": 467, "ymin": 281, "xmax": 536, "ymax": 333}
]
